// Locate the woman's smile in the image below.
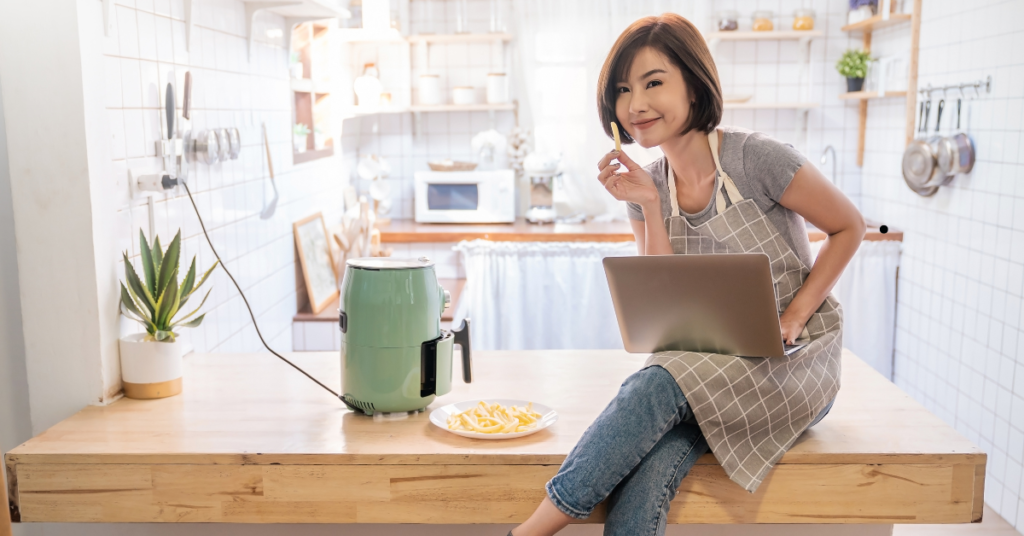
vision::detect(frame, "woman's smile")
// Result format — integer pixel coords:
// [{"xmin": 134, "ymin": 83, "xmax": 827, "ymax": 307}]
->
[{"xmin": 631, "ymin": 117, "xmax": 661, "ymax": 130}]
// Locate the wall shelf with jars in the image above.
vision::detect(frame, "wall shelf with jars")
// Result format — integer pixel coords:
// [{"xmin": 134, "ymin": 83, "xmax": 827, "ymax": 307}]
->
[
  {"xmin": 290, "ymin": 20, "xmax": 339, "ymax": 164},
  {"xmin": 707, "ymin": 9, "xmax": 824, "ymax": 152},
  {"xmin": 335, "ymin": 0, "xmax": 515, "ymax": 140},
  {"xmin": 839, "ymin": 0, "xmax": 921, "ymax": 166}
]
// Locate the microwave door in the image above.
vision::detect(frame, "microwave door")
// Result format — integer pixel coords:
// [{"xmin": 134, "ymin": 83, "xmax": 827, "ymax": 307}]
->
[{"xmin": 427, "ymin": 183, "xmax": 479, "ymax": 211}]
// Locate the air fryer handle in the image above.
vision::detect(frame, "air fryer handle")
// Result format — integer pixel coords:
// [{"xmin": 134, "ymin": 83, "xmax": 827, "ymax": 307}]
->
[{"xmin": 453, "ymin": 318, "xmax": 472, "ymax": 383}]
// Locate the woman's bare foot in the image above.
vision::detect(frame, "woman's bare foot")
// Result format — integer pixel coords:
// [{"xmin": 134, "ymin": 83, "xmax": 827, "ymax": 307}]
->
[{"xmin": 511, "ymin": 497, "xmax": 574, "ymax": 536}]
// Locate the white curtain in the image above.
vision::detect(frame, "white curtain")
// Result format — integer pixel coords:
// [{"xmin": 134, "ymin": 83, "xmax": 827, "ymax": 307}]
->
[
  {"xmin": 452, "ymin": 240, "xmax": 637, "ymax": 351},
  {"xmin": 509, "ymin": 0, "xmax": 706, "ymax": 218},
  {"xmin": 811, "ymin": 240, "xmax": 902, "ymax": 379}
]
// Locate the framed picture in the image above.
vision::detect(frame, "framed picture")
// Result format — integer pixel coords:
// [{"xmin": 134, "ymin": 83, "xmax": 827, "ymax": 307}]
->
[{"xmin": 293, "ymin": 212, "xmax": 338, "ymax": 314}]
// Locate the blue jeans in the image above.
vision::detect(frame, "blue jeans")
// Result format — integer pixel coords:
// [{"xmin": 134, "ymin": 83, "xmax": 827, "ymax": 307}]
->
[{"xmin": 545, "ymin": 366, "xmax": 833, "ymax": 536}]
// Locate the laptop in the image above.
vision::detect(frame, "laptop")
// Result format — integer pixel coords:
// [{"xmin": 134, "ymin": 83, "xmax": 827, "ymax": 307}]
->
[{"xmin": 603, "ymin": 254, "xmax": 809, "ymax": 358}]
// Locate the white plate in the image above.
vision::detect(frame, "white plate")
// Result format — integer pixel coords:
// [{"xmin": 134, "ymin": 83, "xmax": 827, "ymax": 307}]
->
[{"xmin": 430, "ymin": 399, "xmax": 558, "ymax": 440}]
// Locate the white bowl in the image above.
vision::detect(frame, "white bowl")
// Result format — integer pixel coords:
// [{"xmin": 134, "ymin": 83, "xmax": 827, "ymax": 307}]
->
[{"xmin": 430, "ymin": 399, "xmax": 558, "ymax": 440}]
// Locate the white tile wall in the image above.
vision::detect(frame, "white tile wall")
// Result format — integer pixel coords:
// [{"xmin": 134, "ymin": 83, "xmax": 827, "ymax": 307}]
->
[
  {"xmin": 861, "ymin": 0, "xmax": 1024, "ymax": 529},
  {"xmin": 108, "ymin": 0, "xmax": 353, "ymax": 354}
]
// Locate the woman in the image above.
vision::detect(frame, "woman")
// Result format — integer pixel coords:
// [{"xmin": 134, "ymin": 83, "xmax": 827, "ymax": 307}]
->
[{"xmin": 509, "ymin": 13, "xmax": 865, "ymax": 536}]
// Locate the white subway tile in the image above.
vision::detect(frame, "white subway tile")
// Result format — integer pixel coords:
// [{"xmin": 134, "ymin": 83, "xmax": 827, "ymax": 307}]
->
[
  {"xmin": 120, "ymin": 58, "xmax": 143, "ymax": 108},
  {"xmin": 109, "ymin": 110, "xmax": 127, "ymax": 160},
  {"xmin": 116, "ymin": 6, "xmax": 140, "ymax": 58},
  {"xmin": 136, "ymin": 10, "xmax": 158, "ymax": 61},
  {"xmin": 124, "ymin": 110, "xmax": 147, "ymax": 158}
]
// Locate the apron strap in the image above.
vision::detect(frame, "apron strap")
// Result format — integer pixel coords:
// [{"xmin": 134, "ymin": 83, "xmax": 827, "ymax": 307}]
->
[
  {"xmin": 707, "ymin": 129, "xmax": 744, "ymax": 212},
  {"xmin": 665, "ymin": 129, "xmax": 746, "ymax": 218}
]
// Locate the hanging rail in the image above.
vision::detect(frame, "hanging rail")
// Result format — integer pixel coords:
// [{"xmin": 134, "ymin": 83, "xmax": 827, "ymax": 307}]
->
[{"xmin": 918, "ymin": 75, "xmax": 991, "ymax": 97}]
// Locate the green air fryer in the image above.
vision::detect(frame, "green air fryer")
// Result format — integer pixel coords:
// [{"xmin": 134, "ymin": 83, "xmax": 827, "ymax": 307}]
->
[{"xmin": 338, "ymin": 257, "xmax": 471, "ymax": 415}]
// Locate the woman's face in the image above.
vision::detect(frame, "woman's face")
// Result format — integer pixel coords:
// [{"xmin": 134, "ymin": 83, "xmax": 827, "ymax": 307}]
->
[{"xmin": 615, "ymin": 47, "xmax": 691, "ymax": 149}]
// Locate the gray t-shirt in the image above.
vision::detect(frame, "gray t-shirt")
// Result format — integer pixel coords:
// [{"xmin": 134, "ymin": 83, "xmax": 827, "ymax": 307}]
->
[{"xmin": 626, "ymin": 126, "xmax": 813, "ymax": 268}]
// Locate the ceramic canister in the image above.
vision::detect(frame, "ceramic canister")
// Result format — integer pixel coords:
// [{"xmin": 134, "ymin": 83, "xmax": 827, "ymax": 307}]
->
[
  {"xmin": 418, "ymin": 74, "xmax": 441, "ymax": 105},
  {"xmin": 486, "ymin": 73, "xmax": 508, "ymax": 104}
]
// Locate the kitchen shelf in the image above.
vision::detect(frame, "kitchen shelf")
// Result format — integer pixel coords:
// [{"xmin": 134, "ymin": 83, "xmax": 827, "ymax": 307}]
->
[
  {"xmin": 724, "ymin": 102, "xmax": 820, "ymax": 110},
  {"xmin": 839, "ymin": 91, "xmax": 908, "ymax": 100},
  {"xmin": 705, "ymin": 30, "xmax": 823, "ymax": 41},
  {"xmin": 841, "ymin": 13, "xmax": 913, "ymax": 33},
  {"xmin": 409, "ymin": 103, "xmax": 515, "ymax": 113},
  {"xmin": 842, "ymin": 0, "xmax": 921, "ymax": 166},
  {"xmin": 337, "ymin": 28, "xmax": 406, "ymax": 43},
  {"xmin": 290, "ymin": 79, "xmax": 332, "ymax": 93},
  {"xmin": 408, "ymin": 32, "xmax": 513, "ymax": 44},
  {"xmin": 293, "ymin": 147, "xmax": 334, "ymax": 164}
]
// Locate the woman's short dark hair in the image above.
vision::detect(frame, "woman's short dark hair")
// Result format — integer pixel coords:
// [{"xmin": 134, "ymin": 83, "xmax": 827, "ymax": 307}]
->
[{"xmin": 597, "ymin": 13, "xmax": 722, "ymax": 144}]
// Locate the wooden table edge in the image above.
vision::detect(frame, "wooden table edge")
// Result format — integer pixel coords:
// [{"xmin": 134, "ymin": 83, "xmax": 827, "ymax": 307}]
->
[{"xmin": 4, "ymin": 451, "xmax": 987, "ymax": 466}]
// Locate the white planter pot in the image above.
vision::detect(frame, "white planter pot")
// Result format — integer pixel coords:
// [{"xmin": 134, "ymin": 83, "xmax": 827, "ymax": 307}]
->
[
  {"xmin": 118, "ymin": 333, "xmax": 184, "ymax": 399},
  {"xmin": 294, "ymin": 134, "xmax": 308, "ymax": 153}
]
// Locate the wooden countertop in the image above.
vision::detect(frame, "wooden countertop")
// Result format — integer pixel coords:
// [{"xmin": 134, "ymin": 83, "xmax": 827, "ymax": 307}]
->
[
  {"xmin": 5, "ymin": 349, "xmax": 981, "ymax": 525},
  {"xmin": 379, "ymin": 218, "xmax": 903, "ymax": 243}
]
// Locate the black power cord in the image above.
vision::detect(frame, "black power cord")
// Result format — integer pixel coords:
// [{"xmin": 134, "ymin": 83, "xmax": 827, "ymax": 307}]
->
[{"xmin": 180, "ymin": 180, "xmax": 341, "ymax": 400}]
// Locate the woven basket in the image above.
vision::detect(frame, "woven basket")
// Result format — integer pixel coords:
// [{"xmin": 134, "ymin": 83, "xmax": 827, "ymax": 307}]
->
[{"xmin": 428, "ymin": 160, "xmax": 478, "ymax": 172}]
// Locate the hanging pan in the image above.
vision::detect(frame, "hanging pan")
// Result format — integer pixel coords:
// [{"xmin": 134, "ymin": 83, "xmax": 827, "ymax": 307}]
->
[
  {"xmin": 902, "ymin": 98, "xmax": 939, "ymax": 196},
  {"xmin": 937, "ymin": 97, "xmax": 976, "ymax": 177}
]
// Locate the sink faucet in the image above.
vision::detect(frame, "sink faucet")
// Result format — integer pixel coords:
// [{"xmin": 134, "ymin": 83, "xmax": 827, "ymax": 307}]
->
[{"xmin": 820, "ymin": 145, "xmax": 839, "ymax": 192}]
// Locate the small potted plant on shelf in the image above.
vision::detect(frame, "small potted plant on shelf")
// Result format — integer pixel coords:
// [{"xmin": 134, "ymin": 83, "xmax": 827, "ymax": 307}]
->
[
  {"xmin": 118, "ymin": 230, "xmax": 218, "ymax": 399},
  {"xmin": 836, "ymin": 49, "xmax": 871, "ymax": 92},
  {"xmin": 293, "ymin": 123, "xmax": 310, "ymax": 153}
]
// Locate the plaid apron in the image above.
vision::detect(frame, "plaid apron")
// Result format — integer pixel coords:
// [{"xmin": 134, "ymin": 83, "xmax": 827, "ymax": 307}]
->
[{"xmin": 645, "ymin": 130, "xmax": 843, "ymax": 493}]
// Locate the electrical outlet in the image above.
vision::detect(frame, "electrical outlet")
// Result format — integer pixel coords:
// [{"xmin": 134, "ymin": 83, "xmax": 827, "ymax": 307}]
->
[{"xmin": 128, "ymin": 168, "xmax": 176, "ymax": 199}]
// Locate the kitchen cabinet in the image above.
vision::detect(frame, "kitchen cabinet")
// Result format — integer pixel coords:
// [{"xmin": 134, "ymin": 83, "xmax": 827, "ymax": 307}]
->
[{"xmin": 4, "ymin": 350, "xmax": 982, "ymax": 526}]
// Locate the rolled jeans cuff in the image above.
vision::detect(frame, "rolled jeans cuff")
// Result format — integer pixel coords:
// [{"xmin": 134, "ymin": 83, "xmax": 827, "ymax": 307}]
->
[{"xmin": 545, "ymin": 480, "xmax": 592, "ymax": 520}]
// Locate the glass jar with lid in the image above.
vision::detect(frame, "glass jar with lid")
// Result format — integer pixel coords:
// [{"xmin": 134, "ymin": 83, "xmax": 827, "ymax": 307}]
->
[
  {"xmin": 752, "ymin": 10, "xmax": 774, "ymax": 31},
  {"xmin": 716, "ymin": 10, "xmax": 739, "ymax": 31},
  {"xmin": 793, "ymin": 8, "xmax": 816, "ymax": 30}
]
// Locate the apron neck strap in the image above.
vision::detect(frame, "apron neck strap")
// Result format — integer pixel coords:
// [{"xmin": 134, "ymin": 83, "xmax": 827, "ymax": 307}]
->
[
  {"xmin": 707, "ymin": 129, "xmax": 744, "ymax": 212},
  {"xmin": 666, "ymin": 130, "xmax": 745, "ymax": 217}
]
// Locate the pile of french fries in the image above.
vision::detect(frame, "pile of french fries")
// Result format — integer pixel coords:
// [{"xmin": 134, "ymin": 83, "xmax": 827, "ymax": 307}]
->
[{"xmin": 446, "ymin": 401, "xmax": 542, "ymax": 434}]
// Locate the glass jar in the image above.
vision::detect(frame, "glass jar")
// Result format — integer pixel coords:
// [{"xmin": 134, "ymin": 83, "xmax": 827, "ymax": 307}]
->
[
  {"xmin": 793, "ymin": 8, "xmax": 816, "ymax": 30},
  {"xmin": 752, "ymin": 11, "xmax": 774, "ymax": 32},
  {"xmin": 716, "ymin": 10, "xmax": 739, "ymax": 31}
]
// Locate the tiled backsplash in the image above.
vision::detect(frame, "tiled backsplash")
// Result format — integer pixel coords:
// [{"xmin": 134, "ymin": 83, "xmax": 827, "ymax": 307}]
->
[
  {"xmin": 862, "ymin": 0, "xmax": 1024, "ymax": 529},
  {"xmin": 107, "ymin": 0, "xmax": 350, "ymax": 354}
]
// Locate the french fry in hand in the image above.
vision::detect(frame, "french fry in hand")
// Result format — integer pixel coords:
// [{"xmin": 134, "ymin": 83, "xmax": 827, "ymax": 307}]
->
[{"xmin": 611, "ymin": 122, "xmax": 622, "ymax": 152}]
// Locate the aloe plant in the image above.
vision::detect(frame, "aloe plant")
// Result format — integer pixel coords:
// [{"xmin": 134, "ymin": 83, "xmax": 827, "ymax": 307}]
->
[{"xmin": 120, "ymin": 230, "xmax": 219, "ymax": 342}]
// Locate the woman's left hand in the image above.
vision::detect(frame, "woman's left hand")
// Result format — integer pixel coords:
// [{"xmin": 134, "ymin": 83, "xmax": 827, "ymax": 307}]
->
[{"xmin": 779, "ymin": 314, "xmax": 806, "ymax": 345}]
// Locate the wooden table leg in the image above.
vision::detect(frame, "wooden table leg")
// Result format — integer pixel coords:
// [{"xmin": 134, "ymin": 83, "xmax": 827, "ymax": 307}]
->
[{"xmin": 1, "ymin": 451, "xmax": 11, "ymax": 536}]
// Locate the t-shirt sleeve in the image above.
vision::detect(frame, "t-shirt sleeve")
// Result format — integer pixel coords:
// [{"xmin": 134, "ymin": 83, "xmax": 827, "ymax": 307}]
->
[
  {"xmin": 741, "ymin": 132, "xmax": 807, "ymax": 203},
  {"xmin": 626, "ymin": 201, "xmax": 645, "ymax": 221}
]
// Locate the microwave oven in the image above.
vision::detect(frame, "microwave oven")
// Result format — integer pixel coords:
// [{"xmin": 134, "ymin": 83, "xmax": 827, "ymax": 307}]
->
[{"xmin": 414, "ymin": 170, "xmax": 516, "ymax": 223}]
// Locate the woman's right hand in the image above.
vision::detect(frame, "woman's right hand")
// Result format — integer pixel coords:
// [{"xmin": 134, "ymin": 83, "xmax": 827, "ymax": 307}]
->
[{"xmin": 597, "ymin": 150, "xmax": 659, "ymax": 208}]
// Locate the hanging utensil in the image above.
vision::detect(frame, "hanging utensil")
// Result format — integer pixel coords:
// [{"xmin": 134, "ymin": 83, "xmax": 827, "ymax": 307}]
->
[
  {"xmin": 937, "ymin": 97, "xmax": 975, "ymax": 177},
  {"xmin": 902, "ymin": 97, "xmax": 939, "ymax": 196},
  {"xmin": 182, "ymin": 72, "xmax": 192, "ymax": 120},
  {"xmin": 260, "ymin": 123, "xmax": 279, "ymax": 220},
  {"xmin": 922, "ymin": 99, "xmax": 953, "ymax": 187}
]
